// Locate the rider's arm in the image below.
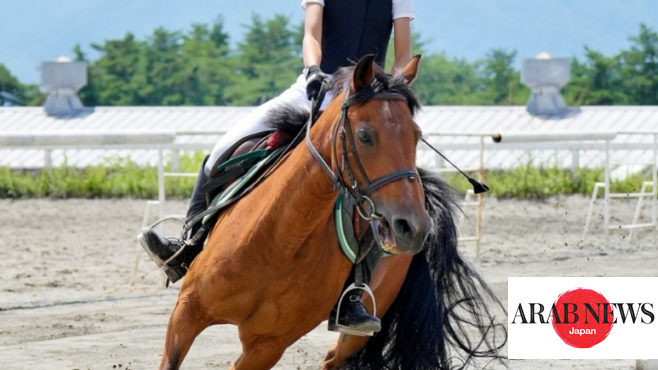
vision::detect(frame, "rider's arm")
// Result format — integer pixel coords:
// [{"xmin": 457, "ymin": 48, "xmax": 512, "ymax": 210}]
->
[
  {"xmin": 303, "ymin": 2, "xmax": 323, "ymax": 67},
  {"xmin": 392, "ymin": 0, "xmax": 415, "ymax": 73},
  {"xmin": 392, "ymin": 18, "xmax": 412, "ymax": 73}
]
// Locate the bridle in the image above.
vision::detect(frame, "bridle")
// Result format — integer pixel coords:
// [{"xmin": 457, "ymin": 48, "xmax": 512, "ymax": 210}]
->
[{"xmin": 305, "ymin": 84, "xmax": 419, "ymax": 221}]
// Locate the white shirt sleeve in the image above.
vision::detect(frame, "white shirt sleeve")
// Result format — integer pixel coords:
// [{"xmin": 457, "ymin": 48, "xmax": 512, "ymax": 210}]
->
[
  {"xmin": 302, "ymin": 0, "xmax": 413, "ymax": 20},
  {"xmin": 301, "ymin": 0, "xmax": 324, "ymax": 10},
  {"xmin": 393, "ymin": 0, "xmax": 415, "ymax": 20}
]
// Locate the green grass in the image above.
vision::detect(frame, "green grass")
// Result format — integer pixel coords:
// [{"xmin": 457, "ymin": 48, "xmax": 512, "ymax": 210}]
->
[
  {"xmin": 0, "ymin": 153, "xmax": 203, "ymax": 199},
  {"xmin": 0, "ymin": 153, "xmax": 651, "ymax": 199},
  {"xmin": 446, "ymin": 163, "xmax": 648, "ymax": 199}
]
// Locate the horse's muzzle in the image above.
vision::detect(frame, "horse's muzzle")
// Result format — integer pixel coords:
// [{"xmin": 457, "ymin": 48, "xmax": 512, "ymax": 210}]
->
[{"xmin": 372, "ymin": 209, "xmax": 432, "ymax": 255}]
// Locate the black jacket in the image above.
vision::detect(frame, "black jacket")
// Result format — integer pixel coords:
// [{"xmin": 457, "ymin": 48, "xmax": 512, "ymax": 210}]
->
[{"xmin": 320, "ymin": 0, "xmax": 394, "ymax": 74}]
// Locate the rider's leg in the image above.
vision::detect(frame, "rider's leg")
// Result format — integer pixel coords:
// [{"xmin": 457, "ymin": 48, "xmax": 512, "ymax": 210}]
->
[
  {"xmin": 204, "ymin": 73, "xmax": 334, "ymax": 177},
  {"xmin": 205, "ymin": 74, "xmax": 311, "ymax": 176},
  {"xmin": 139, "ymin": 154, "xmax": 211, "ymax": 282},
  {"xmin": 335, "ymin": 247, "xmax": 384, "ymax": 332}
]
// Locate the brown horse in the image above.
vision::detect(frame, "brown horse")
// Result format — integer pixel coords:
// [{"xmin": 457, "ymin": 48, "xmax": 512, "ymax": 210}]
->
[
  {"xmin": 323, "ymin": 168, "xmax": 506, "ymax": 370},
  {"xmin": 158, "ymin": 55, "xmax": 434, "ymax": 370}
]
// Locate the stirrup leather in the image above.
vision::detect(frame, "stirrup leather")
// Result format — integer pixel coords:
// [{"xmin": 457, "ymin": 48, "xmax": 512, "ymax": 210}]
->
[{"xmin": 329, "ymin": 283, "xmax": 377, "ymax": 337}]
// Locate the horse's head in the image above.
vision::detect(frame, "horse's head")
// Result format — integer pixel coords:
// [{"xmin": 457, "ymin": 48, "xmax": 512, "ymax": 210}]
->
[{"xmin": 327, "ymin": 55, "xmax": 432, "ymax": 255}]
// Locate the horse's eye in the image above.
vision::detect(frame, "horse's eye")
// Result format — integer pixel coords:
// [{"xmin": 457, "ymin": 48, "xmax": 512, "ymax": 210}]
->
[{"xmin": 357, "ymin": 130, "xmax": 373, "ymax": 146}]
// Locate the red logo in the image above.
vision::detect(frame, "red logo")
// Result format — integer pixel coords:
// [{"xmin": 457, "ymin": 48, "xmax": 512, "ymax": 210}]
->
[{"xmin": 551, "ymin": 288, "xmax": 614, "ymax": 348}]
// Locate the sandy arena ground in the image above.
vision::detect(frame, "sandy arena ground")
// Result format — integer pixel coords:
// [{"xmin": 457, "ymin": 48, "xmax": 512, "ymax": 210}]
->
[{"xmin": 1, "ymin": 195, "xmax": 656, "ymax": 369}]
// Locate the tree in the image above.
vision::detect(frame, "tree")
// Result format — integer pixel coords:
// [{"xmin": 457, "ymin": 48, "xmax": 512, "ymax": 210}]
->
[
  {"xmin": 0, "ymin": 64, "xmax": 44, "ymax": 106},
  {"xmin": 134, "ymin": 27, "xmax": 186, "ymax": 105},
  {"xmin": 82, "ymin": 33, "xmax": 144, "ymax": 106},
  {"xmin": 0, "ymin": 64, "xmax": 26, "ymax": 105},
  {"xmin": 563, "ymin": 24, "xmax": 658, "ymax": 106},
  {"xmin": 619, "ymin": 23, "xmax": 658, "ymax": 105},
  {"xmin": 79, "ymin": 18, "xmax": 237, "ymax": 106},
  {"xmin": 564, "ymin": 47, "xmax": 629, "ymax": 105},
  {"xmin": 229, "ymin": 14, "xmax": 300, "ymax": 105},
  {"xmin": 413, "ymin": 53, "xmax": 485, "ymax": 105},
  {"xmin": 478, "ymin": 49, "xmax": 528, "ymax": 105},
  {"xmin": 177, "ymin": 19, "xmax": 234, "ymax": 105},
  {"xmin": 75, "ymin": 44, "xmax": 101, "ymax": 106}
]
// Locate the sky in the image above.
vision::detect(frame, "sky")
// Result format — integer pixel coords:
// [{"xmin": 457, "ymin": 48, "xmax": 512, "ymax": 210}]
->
[{"xmin": 1, "ymin": 0, "xmax": 656, "ymax": 84}]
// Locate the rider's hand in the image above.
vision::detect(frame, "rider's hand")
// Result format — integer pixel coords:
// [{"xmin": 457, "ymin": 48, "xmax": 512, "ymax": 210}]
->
[{"xmin": 305, "ymin": 65, "xmax": 328, "ymax": 101}]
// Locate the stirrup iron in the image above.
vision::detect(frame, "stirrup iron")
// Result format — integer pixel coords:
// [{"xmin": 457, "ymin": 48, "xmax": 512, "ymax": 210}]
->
[{"xmin": 329, "ymin": 283, "xmax": 377, "ymax": 337}]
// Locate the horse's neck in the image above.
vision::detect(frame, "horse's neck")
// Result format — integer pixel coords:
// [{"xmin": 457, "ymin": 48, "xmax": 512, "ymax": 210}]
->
[{"xmin": 251, "ymin": 107, "xmax": 341, "ymax": 249}]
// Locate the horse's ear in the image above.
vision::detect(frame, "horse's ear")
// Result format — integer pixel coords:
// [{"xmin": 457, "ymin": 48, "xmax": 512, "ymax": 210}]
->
[
  {"xmin": 352, "ymin": 54, "xmax": 376, "ymax": 92},
  {"xmin": 401, "ymin": 54, "xmax": 422, "ymax": 85}
]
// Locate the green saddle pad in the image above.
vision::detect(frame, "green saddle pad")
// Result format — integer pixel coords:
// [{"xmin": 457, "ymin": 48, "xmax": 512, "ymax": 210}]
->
[{"xmin": 202, "ymin": 147, "xmax": 284, "ymax": 224}]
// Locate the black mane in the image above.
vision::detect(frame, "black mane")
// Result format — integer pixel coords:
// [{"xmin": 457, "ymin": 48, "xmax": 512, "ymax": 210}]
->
[{"xmin": 265, "ymin": 64, "xmax": 422, "ymax": 135}]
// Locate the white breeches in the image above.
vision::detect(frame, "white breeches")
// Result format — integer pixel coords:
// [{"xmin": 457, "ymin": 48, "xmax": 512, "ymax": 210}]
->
[{"xmin": 204, "ymin": 73, "xmax": 334, "ymax": 175}]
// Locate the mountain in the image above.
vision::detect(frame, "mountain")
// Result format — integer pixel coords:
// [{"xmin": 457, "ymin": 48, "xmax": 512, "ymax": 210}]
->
[{"xmin": 1, "ymin": 0, "xmax": 656, "ymax": 84}]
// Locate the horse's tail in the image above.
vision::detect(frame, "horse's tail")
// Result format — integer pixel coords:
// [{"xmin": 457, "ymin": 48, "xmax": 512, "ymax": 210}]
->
[{"xmin": 342, "ymin": 168, "xmax": 507, "ymax": 370}]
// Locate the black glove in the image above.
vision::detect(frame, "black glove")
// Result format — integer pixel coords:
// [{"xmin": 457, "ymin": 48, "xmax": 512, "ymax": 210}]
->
[{"xmin": 305, "ymin": 65, "xmax": 328, "ymax": 101}]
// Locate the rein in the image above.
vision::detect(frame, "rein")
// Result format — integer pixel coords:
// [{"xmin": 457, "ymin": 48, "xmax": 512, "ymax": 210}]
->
[{"xmin": 305, "ymin": 84, "xmax": 418, "ymax": 220}]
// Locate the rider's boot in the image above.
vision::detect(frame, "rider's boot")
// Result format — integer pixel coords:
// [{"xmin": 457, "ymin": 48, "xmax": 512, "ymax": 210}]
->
[
  {"xmin": 334, "ymin": 248, "xmax": 382, "ymax": 333},
  {"xmin": 337, "ymin": 292, "xmax": 382, "ymax": 333},
  {"xmin": 138, "ymin": 155, "xmax": 210, "ymax": 283}
]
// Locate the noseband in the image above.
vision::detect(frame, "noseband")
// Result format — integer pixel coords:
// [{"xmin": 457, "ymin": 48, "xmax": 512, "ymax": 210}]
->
[{"xmin": 305, "ymin": 87, "xmax": 419, "ymax": 220}]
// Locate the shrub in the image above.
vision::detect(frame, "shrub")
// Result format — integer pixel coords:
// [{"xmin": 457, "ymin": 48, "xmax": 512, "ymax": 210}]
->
[{"xmin": 0, "ymin": 153, "xmax": 651, "ymax": 199}]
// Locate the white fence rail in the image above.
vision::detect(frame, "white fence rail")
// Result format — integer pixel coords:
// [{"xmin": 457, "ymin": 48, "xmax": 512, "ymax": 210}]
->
[
  {"xmin": 491, "ymin": 131, "xmax": 617, "ymax": 143},
  {"xmin": 0, "ymin": 131, "xmax": 177, "ymax": 169},
  {"xmin": 0, "ymin": 131, "xmax": 176, "ymax": 147}
]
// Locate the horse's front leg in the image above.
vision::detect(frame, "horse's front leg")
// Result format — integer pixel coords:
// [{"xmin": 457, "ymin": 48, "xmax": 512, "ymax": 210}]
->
[
  {"xmin": 322, "ymin": 334, "xmax": 369, "ymax": 370},
  {"xmin": 159, "ymin": 294, "xmax": 212, "ymax": 370},
  {"xmin": 322, "ymin": 254, "xmax": 413, "ymax": 370},
  {"xmin": 229, "ymin": 335, "xmax": 287, "ymax": 370}
]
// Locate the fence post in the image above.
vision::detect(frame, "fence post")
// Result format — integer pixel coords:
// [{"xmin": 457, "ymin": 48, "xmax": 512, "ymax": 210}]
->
[
  {"xmin": 475, "ymin": 136, "xmax": 484, "ymax": 259},
  {"xmin": 171, "ymin": 149, "xmax": 180, "ymax": 172},
  {"xmin": 44, "ymin": 149, "xmax": 52, "ymax": 168},
  {"xmin": 571, "ymin": 148, "xmax": 579, "ymax": 173},
  {"xmin": 434, "ymin": 143, "xmax": 444, "ymax": 170},
  {"xmin": 158, "ymin": 145, "xmax": 165, "ymax": 221},
  {"xmin": 604, "ymin": 140, "xmax": 610, "ymax": 247},
  {"xmin": 651, "ymin": 133, "xmax": 658, "ymax": 245}
]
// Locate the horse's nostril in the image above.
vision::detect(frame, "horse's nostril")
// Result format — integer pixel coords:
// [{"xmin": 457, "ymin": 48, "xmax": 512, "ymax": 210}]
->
[{"xmin": 394, "ymin": 218, "xmax": 413, "ymax": 239}]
